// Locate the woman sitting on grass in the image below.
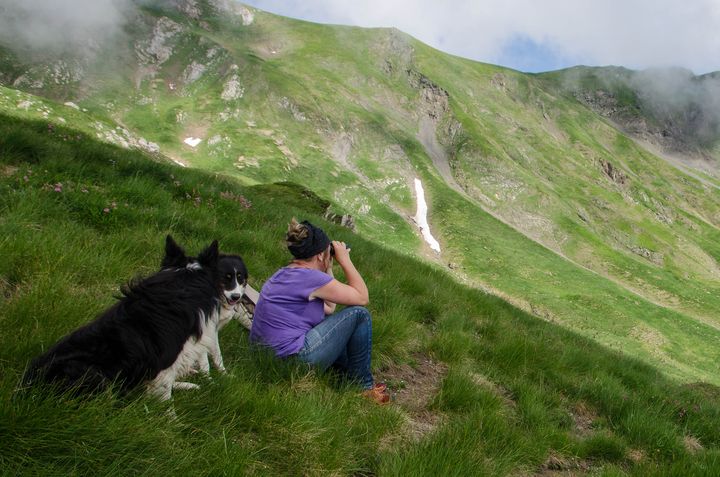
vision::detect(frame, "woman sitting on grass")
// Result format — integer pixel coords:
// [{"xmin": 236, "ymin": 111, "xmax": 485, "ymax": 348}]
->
[{"xmin": 249, "ymin": 218, "xmax": 389, "ymax": 404}]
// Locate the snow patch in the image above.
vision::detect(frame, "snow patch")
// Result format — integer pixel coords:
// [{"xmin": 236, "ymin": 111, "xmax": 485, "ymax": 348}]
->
[
  {"xmin": 184, "ymin": 137, "xmax": 202, "ymax": 147},
  {"xmin": 413, "ymin": 178, "xmax": 441, "ymax": 253}
]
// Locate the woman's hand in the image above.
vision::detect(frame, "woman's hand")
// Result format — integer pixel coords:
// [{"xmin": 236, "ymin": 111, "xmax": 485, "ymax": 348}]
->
[
  {"xmin": 331, "ymin": 241, "xmax": 350, "ymax": 265},
  {"xmin": 310, "ymin": 241, "xmax": 369, "ymax": 307}
]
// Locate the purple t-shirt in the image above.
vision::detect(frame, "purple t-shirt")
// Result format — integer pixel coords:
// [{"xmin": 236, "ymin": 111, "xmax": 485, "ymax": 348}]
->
[{"xmin": 249, "ymin": 267, "xmax": 333, "ymax": 357}]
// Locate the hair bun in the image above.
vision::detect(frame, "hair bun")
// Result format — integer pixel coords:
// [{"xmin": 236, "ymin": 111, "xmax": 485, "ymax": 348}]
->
[{"xmin": 286, "ymin": 217, "xmax": 309, "ymax": 245}]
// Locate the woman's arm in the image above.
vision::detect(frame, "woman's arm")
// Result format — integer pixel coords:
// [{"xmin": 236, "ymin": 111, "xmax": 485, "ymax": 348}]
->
[
  {"xmin": 324, "ymin": 301, "xmax": 337, "ymax": 315},
  {"xmin": 323, "ymin": 256, "xmax": 337, "ymax": 314},
  {"xmin": 310, "ymin": 241, "xmax": 369, "ymax": 306}
]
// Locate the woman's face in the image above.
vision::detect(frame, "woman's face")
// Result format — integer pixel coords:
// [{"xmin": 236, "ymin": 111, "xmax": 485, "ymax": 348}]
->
[{"xmin": 320, "ymin": 245, "xmax": 332, "ymax": 269}]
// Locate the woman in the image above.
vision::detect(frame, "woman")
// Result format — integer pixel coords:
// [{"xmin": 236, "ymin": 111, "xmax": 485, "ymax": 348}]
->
[{"xmin": 249, "ymin": 218, "xmax": 389, "ymax": 404}]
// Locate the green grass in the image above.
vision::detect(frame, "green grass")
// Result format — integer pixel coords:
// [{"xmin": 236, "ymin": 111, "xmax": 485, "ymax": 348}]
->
[
  {"xmin": 3, "ymin": 2, "xmax": 720, "ymax": 392},
  {"xmin": 3, "ymin": 115, "xmax": 720, "ymax": 475},
  {"xmin": 3, "ymin": 5, "xmax": 720, "ymax": 473}
]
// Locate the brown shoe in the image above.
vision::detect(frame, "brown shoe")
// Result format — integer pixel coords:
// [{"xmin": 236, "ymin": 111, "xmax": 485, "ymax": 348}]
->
[{"xmin": 362, "ymin": 386, "xmax": 391, "ymax": 405}]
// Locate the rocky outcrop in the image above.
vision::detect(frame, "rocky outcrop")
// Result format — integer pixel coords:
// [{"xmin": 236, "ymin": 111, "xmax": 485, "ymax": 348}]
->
[
  {"xmin": 629, "ymin": 245, "xmax": 664, "ymax": 265},
  {"xmin": 376, "ymin": 28, "xmax": 414, "ymax": 77},
  {"xmin": 181, "ymin": 61, "xmax": 206, "ymax": 85},
  {"xmin": 92, "ymin": 122, "xmax": 159, "ymax": 154},
  {"xmin": 278, "ymin": 97, "xmax": 306, "ymax": 121},
  {"xmin": 221, "ymin": 66, "xmax": 244, "ymax": 101},
  {"xmin": 323, "ymin": 210, "xmax": 356, "ymax": 231},
  {"xmin": 407, "ymin": 69, "xmax": 449, "ymax": 120},
  {"xmin": 575, "ymin": 89, "xmax": 691, "ymax": 153},
  {"xmin": 171, "ymin": 0, "xmax": 202, "ymax": 19},
  {"xmin": 599, "ymin": 159, "xmax": 627, "ymax": 185},
  {"xmin": 210, "ymin": 1, "xmax": 254, "ymax": 25},
  {"xmin": 407, "ymin": 69, "xmax": 465, "ymax": 193},
  {"xmin": 136, "ymin": 17, "xmax": 184, "ymax": 67},
  {"xmin": 12, "ymin": 59, "xmax": 86, "ymax": 92}
]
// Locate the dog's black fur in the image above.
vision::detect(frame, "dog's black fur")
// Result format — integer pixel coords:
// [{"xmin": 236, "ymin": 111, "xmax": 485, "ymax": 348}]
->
[{"xmin": 23, "ymin": 236, "xmax": 221, "ymax": 396}]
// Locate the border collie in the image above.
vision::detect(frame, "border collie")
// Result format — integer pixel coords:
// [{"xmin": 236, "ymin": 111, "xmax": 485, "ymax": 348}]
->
[
  {"xmin": 23, "ymin": 236, "xmax": 221, "ymax": 402},
  {"xmin": 173, "ymin": 254, "xmax": 249, "ymax": 391}
]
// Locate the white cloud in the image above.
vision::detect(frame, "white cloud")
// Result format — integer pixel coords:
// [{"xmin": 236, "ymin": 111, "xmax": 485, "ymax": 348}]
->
[
  {"xmin": 243, "ymin": 0, "xmax": 720, "ymax": 73},
  {"xmin": 1, "ymin": 0, "xmax": 717, "ymax": 73}
]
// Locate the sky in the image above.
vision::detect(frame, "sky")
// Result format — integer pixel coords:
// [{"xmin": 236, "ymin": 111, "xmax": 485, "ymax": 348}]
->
[{"xmin": 242, "ymin": 0, "xmax": 720, "ymax": 74}]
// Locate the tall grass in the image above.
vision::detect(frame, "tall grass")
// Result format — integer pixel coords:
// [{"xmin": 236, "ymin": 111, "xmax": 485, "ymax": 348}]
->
[{"xmin": 2, "ymin": 115, "xmax": 720, "ymax": 475}]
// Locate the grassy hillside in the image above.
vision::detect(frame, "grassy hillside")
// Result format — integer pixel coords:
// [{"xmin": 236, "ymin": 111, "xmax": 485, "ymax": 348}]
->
[
  {"xmin": 2, "ymin": 2, "xmax": 720, "ymax": 390},
  {"xmin": 3, "ymin": 115, "xmax": 720, "ymax": 475}
]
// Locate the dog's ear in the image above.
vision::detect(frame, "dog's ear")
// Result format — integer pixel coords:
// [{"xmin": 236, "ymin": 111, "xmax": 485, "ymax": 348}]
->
[
  {"xmin": 162, "ymin": 235, "xmax": 188, "ymax": 268},
  {"xmin": 198, "ymin": 240, "xmax": 219, "ymax": 268}
]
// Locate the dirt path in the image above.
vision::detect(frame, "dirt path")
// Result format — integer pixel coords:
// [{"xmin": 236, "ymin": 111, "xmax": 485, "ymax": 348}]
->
[{"xmin": 376, "ymin": 355, "xmax": 448, "ymax": 440}]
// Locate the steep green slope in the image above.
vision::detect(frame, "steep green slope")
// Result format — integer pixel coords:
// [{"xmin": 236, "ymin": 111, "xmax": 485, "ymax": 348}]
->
[
  {"xmin": 4, "ymin": 114, "xmax": 720, "ymax": 476},
  {"xmin": 1, "ymin": 2, "xmax": 719, "ymax": 387}
]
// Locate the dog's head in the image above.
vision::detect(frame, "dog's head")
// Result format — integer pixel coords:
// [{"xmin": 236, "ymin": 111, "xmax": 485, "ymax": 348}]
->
[
  {"xmin": 161, "ymin": 235, "xmax": 219, "ymax": 271},
  {"xmin": 218, "ymin": 254, "xmax": 248, "ymax": 307}
]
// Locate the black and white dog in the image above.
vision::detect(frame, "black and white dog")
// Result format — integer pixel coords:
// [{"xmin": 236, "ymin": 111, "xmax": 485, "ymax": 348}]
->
[
  {"xmin": 23, "ymin": 236, "xmax": 224, "ymax": 401},
  {"xmin": 173, "ymin": 254, "xmax": 249, "ymax": 390}
]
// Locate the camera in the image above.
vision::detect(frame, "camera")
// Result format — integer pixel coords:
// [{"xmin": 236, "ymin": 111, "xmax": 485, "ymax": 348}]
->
[{"xmin": 330, "ymin": 243, "xmax": 350, "ymax": 256}]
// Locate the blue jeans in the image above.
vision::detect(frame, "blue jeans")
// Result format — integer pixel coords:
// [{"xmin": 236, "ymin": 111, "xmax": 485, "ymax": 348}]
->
[{"xmin": 297, "ymin": 306, "xmax": 374, "ymax": 390}]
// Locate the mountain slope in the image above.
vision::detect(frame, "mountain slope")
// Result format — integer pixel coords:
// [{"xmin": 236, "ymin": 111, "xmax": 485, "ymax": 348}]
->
[
  {"xmin": 1, "ymin": 1, "xmax": 719, "ymax": 384},
  {"xmin": 3, "ymin": 114, "xmax": 720, "ymax": 475}
]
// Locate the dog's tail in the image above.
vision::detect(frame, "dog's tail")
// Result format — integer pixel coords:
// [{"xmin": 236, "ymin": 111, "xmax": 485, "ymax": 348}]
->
[{"xmin": 21, "ymin": 357, "xmax": 112, "ymax": 395}]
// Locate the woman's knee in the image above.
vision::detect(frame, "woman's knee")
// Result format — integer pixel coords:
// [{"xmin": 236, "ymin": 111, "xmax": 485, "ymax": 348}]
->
[{"xmin": 348, "ymin": 306, "xmax": 371, "ymax": 325}]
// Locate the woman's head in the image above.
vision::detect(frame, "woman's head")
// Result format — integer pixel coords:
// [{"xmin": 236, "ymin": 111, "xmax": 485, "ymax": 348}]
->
[{"xmin": 286, "ymin": 218, "xmax": 331, "ymax": 262}]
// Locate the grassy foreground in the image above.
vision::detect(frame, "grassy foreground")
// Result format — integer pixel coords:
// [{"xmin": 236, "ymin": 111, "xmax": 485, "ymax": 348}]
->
[{"xmin": 2, "ymin": 116, "xmax": 720, "ymax": 476}]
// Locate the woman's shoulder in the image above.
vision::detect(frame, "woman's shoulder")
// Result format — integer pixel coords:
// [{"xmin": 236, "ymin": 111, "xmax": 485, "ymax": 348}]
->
[{"xmin": 266, "ymin": 267, "xmax": 331, "ymax": 288}]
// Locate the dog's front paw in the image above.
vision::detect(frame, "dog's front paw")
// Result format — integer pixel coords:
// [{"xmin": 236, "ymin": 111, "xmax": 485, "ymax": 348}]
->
[{"xmin": 173, "ymin": 381, "xmax": 200, "ymax": 390}]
